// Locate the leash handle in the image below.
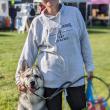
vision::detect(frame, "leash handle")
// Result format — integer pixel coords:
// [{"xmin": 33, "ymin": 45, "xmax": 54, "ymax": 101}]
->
[{"xmin": 86, "ymin": 79, "xmax": 95, "ymax": 103}]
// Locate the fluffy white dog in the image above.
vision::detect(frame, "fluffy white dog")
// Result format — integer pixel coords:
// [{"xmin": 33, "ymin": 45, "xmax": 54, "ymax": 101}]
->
[{"xmin": 17, "ymin": 66, "xmax": 47, "ymax": 110}]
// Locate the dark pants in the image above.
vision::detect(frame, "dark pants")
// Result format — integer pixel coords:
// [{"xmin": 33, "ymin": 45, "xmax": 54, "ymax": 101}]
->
[
  {"xmin": 44, "ymin": 85, "xmax": 86, "ymax": 110},
  {"xmin": 10, "ymin": 18, "xmax": 15, "ymax": 31}
]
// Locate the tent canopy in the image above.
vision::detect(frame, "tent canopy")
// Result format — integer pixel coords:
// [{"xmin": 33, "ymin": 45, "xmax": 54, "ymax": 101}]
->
[
  {"xmin": 33, "ymin": 0, "xmax": 87, "ymax": 3},
  {"xmin": 61, "ymin": 0, "xmax": 86, "ymax": 3},
  {"xmin": 33, "ymin": 0, "xmax": 42, "ymax": 2},
  {"xmin": 88, "ymin": 0, "xmax": 110, "ymax": 4},
  {"xmin": 63, "ymin": 0, "xmax": 110, "ymax": 4},
  {"xmin": 0, "ymin": 0, "xmax": 9, "ymax": 16}
]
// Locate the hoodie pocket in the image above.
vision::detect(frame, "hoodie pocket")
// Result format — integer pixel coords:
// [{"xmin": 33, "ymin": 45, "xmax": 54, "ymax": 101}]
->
[{"xmin": 38, "ymin": 52, "xmax": 65, "ymax": 74}]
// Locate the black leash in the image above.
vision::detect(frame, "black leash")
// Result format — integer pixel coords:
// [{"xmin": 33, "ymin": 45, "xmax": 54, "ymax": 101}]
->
[{"xmin": 32, "ymin": 75, "xmax": 110, "ymax": 102}]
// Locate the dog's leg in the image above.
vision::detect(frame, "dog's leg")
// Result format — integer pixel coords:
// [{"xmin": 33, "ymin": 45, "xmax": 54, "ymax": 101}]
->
[
  {"xmin": 32, "ymin": 101, "xmax": 48, "ymax": 110},
  {"xmin": 17, "ymin": 103, "xmax": 25, "ymax": 110}
]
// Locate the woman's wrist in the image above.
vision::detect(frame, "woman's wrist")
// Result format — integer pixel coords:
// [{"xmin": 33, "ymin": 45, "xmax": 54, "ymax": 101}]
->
[{"xmin": 88, "ymin": 71, "xmax": 94, "ymax": 80}]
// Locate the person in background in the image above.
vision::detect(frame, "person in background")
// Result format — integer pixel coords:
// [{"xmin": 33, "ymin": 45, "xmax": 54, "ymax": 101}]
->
[
  {"xmin": 29, "ymin": 4, "xmax": 36, "ymax": 23},
  {"xmin": 15, "ymin": 0, "xmax": 95, "ymax": 110},
  {"xmin": 9, "ymin": 5, "xmax": 17, "ymax": 31}
]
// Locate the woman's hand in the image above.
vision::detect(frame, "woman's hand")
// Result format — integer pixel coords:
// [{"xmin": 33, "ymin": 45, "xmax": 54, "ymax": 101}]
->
[{"xmin": 88, "ymin": 71, "xmax": 94, "ymax": 80}]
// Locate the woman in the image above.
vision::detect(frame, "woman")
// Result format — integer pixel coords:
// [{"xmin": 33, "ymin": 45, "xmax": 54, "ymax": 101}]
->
[{"xmin": 15, "ymin": 0, "xmax": 95, "ymax": 110}]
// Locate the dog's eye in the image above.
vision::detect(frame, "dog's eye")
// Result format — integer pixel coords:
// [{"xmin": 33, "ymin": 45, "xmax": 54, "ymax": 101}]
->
[
  {"xmin": 34, "ymin": 74, "xmax": 39, "ymax": 78},
  {"xmin": 26, "ymin": 75, "xmax": 30, "ymax": 78}
]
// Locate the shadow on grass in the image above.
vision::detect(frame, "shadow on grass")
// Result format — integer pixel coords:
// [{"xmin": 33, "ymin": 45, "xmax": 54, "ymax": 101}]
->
[
  {"xmin": 0, "ymin": 76, "xmax": 5, "ymax": 79},
  {"xmin": 87, "ymin": 26, "xmax": 110, "ymax": 34},
  {"xmin": 88, "ymin": 30, "xmax": 109, "ymax": 34},
  {"xmin": 0, "ymin": 33, "xmax": 15, "ymax": 37},
  {"xmin": 0, "ymin": 28, "xmax": 19, "ymax": 37},
  {"xmin": 88, "ymin": 26, "xmax": 110, "ymax": 30}
]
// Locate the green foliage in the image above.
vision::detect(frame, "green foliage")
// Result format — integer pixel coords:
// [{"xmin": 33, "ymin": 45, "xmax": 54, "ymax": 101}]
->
[{"xmin": 0, "ymin": 27, "xmax": 110, "ymax": 110}]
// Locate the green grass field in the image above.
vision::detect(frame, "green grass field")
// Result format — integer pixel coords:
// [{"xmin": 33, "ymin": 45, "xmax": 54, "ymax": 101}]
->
[{"xmin": 0, "ymin": 27, "xmax": 110, "ymax": 110}]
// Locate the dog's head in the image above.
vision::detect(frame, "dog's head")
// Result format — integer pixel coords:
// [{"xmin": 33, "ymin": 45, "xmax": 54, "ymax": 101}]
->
[{"xmin": 20, "ymin": 66, "xmax": 44, "ymax": 93}]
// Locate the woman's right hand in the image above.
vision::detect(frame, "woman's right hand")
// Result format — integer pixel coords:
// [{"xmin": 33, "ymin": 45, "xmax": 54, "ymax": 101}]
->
[{"xmin": 17, "ymin": 83, "xmax": 27, "ymax": 93}]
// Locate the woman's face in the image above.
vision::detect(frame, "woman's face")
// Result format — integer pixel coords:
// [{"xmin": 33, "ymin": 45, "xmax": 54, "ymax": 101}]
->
[{"xmin": 42, "ymin": 0, "xmax": 59, "ymax": 7}]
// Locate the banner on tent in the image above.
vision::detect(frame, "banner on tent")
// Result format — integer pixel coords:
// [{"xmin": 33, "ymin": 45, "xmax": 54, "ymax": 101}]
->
[{"xmin": 0, "ymin": 0, "xmax": 8, "ymax": 17}]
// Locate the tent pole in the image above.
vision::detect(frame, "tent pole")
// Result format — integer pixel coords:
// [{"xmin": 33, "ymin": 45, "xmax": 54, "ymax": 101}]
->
[
  {"xmin": 77, "ymin": 2, "xmax": 79, "ymax": 9},
  {"xmin": 90, "ymin": 3, "xmax": 92, "ymax": 26},
  {"xmin": 108, "ymin": 4, "xmax": 110, "ymax": 26},
  {"xmin": 86, "ymin": 2, "xmax": 88, "ymax": 26}
]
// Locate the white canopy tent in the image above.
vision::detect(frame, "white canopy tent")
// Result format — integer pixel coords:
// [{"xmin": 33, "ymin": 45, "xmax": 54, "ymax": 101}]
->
[
  {"xmin": 33, "ymin": 0, "xmax": 42, "ymax": 3},
  {"xmin": 0, "ymin": 0, "xmax": 9, "ymax": 17},
  {"xmin": 0, "ymin": 0, "xmax": 22, "ymax": 16}
]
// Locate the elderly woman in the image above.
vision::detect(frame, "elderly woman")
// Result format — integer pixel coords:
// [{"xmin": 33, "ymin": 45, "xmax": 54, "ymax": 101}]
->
[{"xmin": 16, "ymin": 0, "xmax": 94, "ymax": 110}]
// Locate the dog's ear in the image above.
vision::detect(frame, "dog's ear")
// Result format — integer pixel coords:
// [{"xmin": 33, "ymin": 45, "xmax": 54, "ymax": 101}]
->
[
  {"xmin": 35, "ymin": 65, "xmax": 40, "ymax": 71},
  {"xmin": 21, "ymin": 59, "xmax": 29, "ymax": 72}
]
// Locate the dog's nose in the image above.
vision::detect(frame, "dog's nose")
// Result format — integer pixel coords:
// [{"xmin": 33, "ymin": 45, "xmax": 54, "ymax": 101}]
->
[{"xmin": 30, "ymin": 81, "xmax": 35, "ymax": 86}]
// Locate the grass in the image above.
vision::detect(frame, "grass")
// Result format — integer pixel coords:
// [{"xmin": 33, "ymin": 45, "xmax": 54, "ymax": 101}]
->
[
  {"xmin": 0, "ymin": 27, "xmax": 110, "ymax": 110},
  {"xmin": 0, "ymin": 32, "xmax": 26, "ymax": 110}
]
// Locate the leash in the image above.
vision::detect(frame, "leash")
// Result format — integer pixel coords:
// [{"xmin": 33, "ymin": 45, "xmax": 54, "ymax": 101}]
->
[{"xmin": 32, "ymin": 75, "xmax": 110, "ymax": 102}]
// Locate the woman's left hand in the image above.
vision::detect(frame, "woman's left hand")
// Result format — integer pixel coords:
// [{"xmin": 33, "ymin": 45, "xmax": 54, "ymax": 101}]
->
[{"xmin": 88, "ymin": 71, "xmax": 94, "ymax": 80}]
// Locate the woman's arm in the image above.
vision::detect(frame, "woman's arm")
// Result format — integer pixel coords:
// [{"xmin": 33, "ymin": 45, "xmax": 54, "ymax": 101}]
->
[
  {"xmin": 15, "ymin": 22, "xmax": 38, "ymax": 86},
  {"xmin": 76, "ymin": 9, "xmax": 95, "ymax": 75}
]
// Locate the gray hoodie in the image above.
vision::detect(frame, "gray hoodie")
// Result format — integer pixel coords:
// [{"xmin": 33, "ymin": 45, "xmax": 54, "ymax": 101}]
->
[{"xmin": 16, "ymin": 4, "xmax": 94, "ymax": 88}]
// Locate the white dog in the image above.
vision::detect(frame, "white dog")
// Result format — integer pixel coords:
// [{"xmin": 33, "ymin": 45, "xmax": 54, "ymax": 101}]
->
[{"xmin": 17, "ymin": 66, "xmax": 47, "ymax": 110}]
